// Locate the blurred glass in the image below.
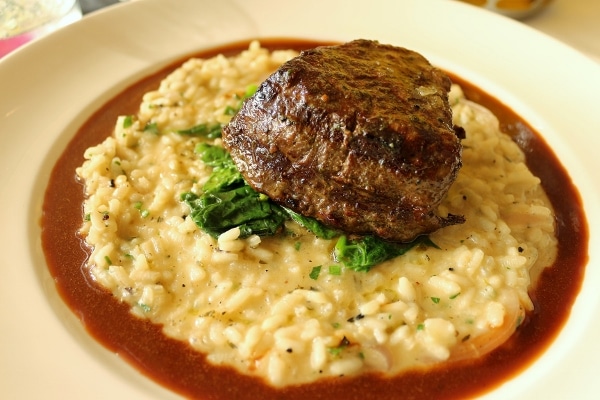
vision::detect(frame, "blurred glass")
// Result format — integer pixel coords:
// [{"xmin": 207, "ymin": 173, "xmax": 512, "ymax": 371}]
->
[
  {"xmin": 1, "ymin": 0, "xmax": 82, "ymax": 57},
  {"xmin": 456, "ymin": 0, "xmax": 553, "ymax": 19}
]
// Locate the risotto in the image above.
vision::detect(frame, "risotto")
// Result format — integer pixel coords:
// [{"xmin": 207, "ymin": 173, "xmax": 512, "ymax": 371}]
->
[{"xmin": 76, "ymin": 41, "xmax": 557, "ymax": 387}]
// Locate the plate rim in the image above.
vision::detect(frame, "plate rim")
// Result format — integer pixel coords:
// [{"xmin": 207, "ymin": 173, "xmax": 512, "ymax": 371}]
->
[{"xmin": 1, "ymin": 0, "xmax": 599, "ymax": 399}]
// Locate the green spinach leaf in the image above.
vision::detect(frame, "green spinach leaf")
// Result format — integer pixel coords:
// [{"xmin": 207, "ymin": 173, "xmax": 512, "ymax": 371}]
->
[
  {"xmin": 282, "ymin": 208, "xmax": 340, "ymax": 239},
  {"xmin": 334, "ymin": 234, "xmax": 439, "ymax": 272},
  {"xmin": 181, "ymin": 188, "xmax": 287, "ymax": 239},
  {"xmin": 181, "ymin": 141, "xmax": 437, "ymax": 271},
  {"xmin": 177, "ymin": 123, "xmax": 222, "ymax": 138}
]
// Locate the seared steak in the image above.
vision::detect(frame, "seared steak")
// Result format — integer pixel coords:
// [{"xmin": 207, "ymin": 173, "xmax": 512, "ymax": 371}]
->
[{"xmin": 223, "ymin": 40, "xmax": 464, "ymax": 242}]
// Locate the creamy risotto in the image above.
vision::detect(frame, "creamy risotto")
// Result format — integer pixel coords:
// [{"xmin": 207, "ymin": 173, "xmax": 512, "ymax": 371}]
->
[{"xmin": 76, "ymin": 41, "xmax": 557, "ymax": 386}]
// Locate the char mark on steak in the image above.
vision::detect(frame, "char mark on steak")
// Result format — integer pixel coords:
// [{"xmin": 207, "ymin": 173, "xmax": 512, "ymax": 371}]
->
[{"xmin": 223, "ymin": 39, "xmax": 464, "ymax": 242}]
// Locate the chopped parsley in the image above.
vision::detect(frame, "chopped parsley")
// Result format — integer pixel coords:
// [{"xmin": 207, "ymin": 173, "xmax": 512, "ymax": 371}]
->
[
  {"xmin": 309, "ymin": 265, "xmax": 322, "ymax": 280},
  {"xmin": 143, "ymin": 121, "xmax": 159, "ymax": 134},
  {"xmin": 328, "ymin": 265, "xmax": 342, "ymax": 276},
  {"xmin": 122, "ymin": 115, "xmax": 134, "ymax": 128}
]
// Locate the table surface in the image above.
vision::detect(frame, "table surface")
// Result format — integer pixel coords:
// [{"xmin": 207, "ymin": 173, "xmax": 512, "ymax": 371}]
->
[{"xmin": 525, "ymin": 0, "xmax": 600, "ymax": 64}]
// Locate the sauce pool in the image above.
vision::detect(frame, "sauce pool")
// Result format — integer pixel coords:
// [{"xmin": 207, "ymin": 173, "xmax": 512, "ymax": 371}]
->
[{"xmin": 41, "ymin": 39, "xmax": 588, "ymax": 399}]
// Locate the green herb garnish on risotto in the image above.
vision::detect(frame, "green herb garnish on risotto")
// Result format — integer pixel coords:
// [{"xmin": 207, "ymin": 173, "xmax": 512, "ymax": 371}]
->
[{"xmin": 181, "ymin": 142, "xmax": 435, "ymax": 271}]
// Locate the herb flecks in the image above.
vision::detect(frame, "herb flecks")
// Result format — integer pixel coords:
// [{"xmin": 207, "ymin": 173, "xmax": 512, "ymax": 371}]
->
[
  {"xmin": 177, "ymin": 123, "xmax": 222, "ymax": 138},
  {"xmin": 328, "ymin": 336, "xmax": 351, "ymax": 357},
  {"xmin": 347, "ymin": 313, "xmax": 365, "ymax": 323},
  {"xmin": 309, "ymin": 265, "xmax": 322, "ymax": 280},
  {"xmin": 143, "ymin": 122, "xmax": 159, "ymax": 135}
]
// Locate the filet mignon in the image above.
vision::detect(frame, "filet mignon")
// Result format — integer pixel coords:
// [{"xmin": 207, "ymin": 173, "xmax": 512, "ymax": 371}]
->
[{"xmin": 223, "ymin": 40, "xmax": 464, "ymax": 242}]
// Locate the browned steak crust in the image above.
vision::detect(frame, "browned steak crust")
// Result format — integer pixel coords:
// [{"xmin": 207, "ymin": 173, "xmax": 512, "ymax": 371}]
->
[{"xmin": 223, "ymin": 40, "xmax": 464, "ymax": 242}]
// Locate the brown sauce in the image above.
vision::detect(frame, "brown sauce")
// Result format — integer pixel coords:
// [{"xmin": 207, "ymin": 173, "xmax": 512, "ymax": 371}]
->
[{"xmin": 41, "ymin": 39, "xmax": 588, "ymax": 399}]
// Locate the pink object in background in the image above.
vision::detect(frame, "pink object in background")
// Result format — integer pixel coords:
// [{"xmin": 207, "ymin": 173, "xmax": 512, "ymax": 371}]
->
[{"xmin": 0, "ymin": 33, "xmax": 33, "ymax": 58}]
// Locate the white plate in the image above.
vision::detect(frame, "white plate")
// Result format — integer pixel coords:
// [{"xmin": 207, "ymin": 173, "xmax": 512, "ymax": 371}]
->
[{"xmin": 1, "ymin": 0, "xmax": 599, "ymax": 398}]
